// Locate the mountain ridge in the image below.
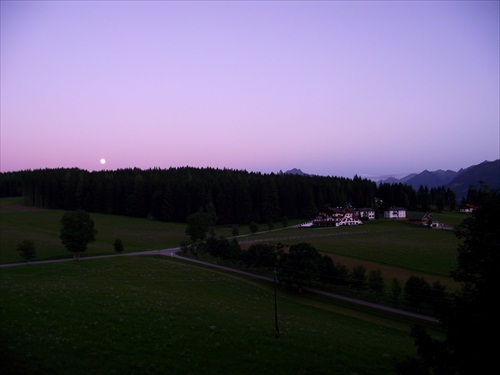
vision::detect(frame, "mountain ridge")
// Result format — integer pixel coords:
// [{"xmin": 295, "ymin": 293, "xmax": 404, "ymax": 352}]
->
[
  {"xmin": 286, "ymin": 160, "xmax": 499, "ymax": 199},
  {"xmin": 378, "ymin": 159, "xmax": 499, "ymax": 199}
]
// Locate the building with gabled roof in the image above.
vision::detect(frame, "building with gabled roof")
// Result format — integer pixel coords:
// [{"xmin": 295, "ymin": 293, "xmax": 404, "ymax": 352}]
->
[
  {"xmin": 409, "ymin": 213, "xmax": 432, "ymax": 226},
  {"xmin": 383, "ymin": 207, "xmax": 407, "ymax": 219},
  {"xmin": 356, "ymin": 208, "xmax": 376, "ymax": 220},
  {"xmin": 311, "ymin": 207, "xmax": 363, "ymax": 227},
  {"xmin": 459, "ymin": 204, "xmax": 477, "ymax": 213}
]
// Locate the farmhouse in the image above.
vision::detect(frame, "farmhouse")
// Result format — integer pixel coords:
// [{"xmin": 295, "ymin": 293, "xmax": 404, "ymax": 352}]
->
[
  {"xmin": 383, "ymin": 207, "xmax": 407, "ymax": 219},
  {"xmin": 356, "ymin": 208, "xmax": 376, "ymax": 220},
  {"xmin": 311, "ymin": 207, "xmax": 363, "ymax": 227},
  {"xmin": 409, "ymin": 213, "xmax": 432, "ymax": 226},
  {"xmin": 459, "ymin": 204, "xmax": 477, "ymax": 213}
]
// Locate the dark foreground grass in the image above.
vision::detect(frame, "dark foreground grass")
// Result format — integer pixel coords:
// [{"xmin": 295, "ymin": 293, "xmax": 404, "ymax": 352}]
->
[{"xmin": 0, "ymin": 256, "xmax": 441, "ymax": 375}]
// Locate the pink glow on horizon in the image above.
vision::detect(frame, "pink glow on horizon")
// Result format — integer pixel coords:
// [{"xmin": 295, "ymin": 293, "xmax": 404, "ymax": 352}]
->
[{"xmin": 1, "ymin": 1, "xmax": 499, "ymax": 178}]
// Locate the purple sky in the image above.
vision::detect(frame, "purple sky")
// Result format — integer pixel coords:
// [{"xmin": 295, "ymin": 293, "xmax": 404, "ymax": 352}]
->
[{"xmin": 1, "ymin": 1, "xmax": 499, "ymax": 178}]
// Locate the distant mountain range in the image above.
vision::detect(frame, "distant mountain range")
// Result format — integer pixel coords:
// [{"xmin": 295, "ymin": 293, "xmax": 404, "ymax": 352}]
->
[
  {"xmin": 378, "ymin": 159, "xmax": 499, "ymax": 199},
  {"xmin": 285, "ymin": 160, "xmax": 500, "ymax": 199}
]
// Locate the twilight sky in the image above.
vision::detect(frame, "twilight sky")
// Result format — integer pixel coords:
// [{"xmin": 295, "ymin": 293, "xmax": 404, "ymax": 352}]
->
[{"xmin": 1, "ymin": 1, "xmax": 499, "ymax": 178}]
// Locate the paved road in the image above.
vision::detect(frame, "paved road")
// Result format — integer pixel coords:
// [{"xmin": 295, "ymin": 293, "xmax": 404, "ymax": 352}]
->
[
  {"xmin": 0, "ymin": 248, "xmax": 181, "ymax": 268},
  {"xmin": 1, "ymin": 246, "xmax": 439, "ymax": 323}
]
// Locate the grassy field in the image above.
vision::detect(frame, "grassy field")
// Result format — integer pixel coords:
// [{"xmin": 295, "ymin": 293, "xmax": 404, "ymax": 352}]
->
[
  {"xmin": 0, "ymin": 198, "xmax": 190, "ymax": 263},
  {"xmin": 0, "ymin": 198, "xmax": 292, "ymax": 264},
  {"xmin": 0, "ymin": 256, "xmax": 442, "ymax": 375},
  {"xmin": 278, "ymin": 224, "xmax": 458, "ymax": 276},
  {"xmin": 241, "ymin": 217, "xmax": 462, "ymax": 288},
  {"xmin": 1, "ymin": 197, "xmax": 464, "ymax": 287}
]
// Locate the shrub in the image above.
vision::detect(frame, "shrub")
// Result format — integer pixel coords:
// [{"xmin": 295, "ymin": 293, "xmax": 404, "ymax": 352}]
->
[
  {"xmin": 16, "ymin": 240, "xmax": 36, "ymax": 262},
  {"xmin": 114, "ymin": 239, "xmax": 124, "ymax": 253}
]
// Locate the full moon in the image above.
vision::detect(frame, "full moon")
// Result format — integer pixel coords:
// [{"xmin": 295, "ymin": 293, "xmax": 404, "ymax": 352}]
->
[{"xmin": 100, "ymin": 158, "xmax": 106, "ymax": 165}]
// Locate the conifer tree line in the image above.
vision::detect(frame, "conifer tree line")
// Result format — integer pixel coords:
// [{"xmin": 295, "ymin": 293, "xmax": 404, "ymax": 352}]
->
[{"xmin": 0, "ymin": 167, "xmax": 456, "ymax": 224}]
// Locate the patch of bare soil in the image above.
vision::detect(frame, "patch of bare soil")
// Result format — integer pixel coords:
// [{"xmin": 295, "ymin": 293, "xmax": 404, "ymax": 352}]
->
[
  {"xmin": 240, "ymin": 242, "xmax": 457, "ymax": 289},
  {"xmin": 326, "ymin": 253, "xmax": 458, "ymax": 289}
]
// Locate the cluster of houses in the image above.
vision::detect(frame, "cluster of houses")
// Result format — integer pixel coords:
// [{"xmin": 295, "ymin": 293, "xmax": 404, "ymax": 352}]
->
[
  {"xmin": 299, "ymin": 206, "xmax": 407, "ymax": 228},
  {"xmin": 299, "ymin": 202, "xmax": 478, "ymax": 228},
  {"xmin": 458, "ymin": 204, "xmax": 477, "ymax": 213}
]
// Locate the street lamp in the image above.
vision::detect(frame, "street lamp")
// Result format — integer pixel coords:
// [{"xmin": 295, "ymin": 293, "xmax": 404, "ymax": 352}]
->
[{"xmin": 274, "ymin": 267, "xmax": 280, "ymax": 338}]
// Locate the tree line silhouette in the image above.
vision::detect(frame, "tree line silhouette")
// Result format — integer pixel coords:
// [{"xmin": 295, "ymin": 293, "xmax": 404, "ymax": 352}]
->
[{"xmin": 0, "ymin": 167, "xmax": 456, "ymax": 223}]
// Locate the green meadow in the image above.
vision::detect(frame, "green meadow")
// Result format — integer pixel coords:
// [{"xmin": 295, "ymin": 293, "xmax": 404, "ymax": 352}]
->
[
  {"xmin": 1, "ymin": 197, "xmax": 462, "ymax": 289},
  {"xmin": 0, "ymin": 197, "xmax": 267, "ymax": 264},
  {"xmin": 1, "ymin": 198, "xmax": 463, "ymax": 281},
  {"xmin": 0, "ymin": 198, "xmax": 189, "ymax": 263},
  {"xmin": 241, "ymin": 216, "xmax": 461, "ymax": 287},
  {"xmin": 1, "ymin": 256, "xmax": 441, "ymax": 375}
]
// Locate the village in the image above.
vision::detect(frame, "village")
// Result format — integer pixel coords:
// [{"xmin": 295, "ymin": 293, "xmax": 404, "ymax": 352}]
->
[
  {"xmin": 299, "ymin": 206, "xmax": 405, "ymax": 228},
  {"xmin": 299, "ymin": 204, "xmax": 476, "ymax": 229}
]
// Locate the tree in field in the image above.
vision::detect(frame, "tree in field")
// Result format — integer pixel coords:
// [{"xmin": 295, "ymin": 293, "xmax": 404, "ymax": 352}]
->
[
  {"xmin": 404, "ymin": 276, "xmax": 431, "ymax": 310},
  {"xmin": 280, "ymin": 216, "xmax": 288, "ymax": 228},
  {"xmin": 241, "ymin": 243, "xmax": 278, "ymax": 268},
  {"xmin": 185, "ymin": 211, "xmax": 211, "ymax": 242},
  {"xmin": 279, "ymin": 243, "xmax": 322, "ymax": 285},
  {"xmin": 397, "ymin": 189, "xmax": 499, "ymax": 374},
  {"xmin": 60, "ymin": 210, "xmax": 97, "ymax": 260},
  {"xmin": 350, "ymin": 265, "xmax": 367, "ymax": 290},
  {"xmin": 334, "ymin": 262, "xmax": 350, "ymax": 286},
  {"xmin": 429, "ymin": 280, "xmax": 448, "ymax": 317},
  {"xmin": 391, "ymin": 278, "xmax": 402, "ymax": 305},
  {"xmin": 202, "ymin": 236, "xmax": 241, "ymax": 260},
  {"xmin": 113, "ymin": 238, "xmax": 124, "ymax": 253},
  {"xmin": 368, "ymin": 269, "xmax": 385, "ymax": 299},
  {"xmin": 249, "ymin": 221, "xmax": 258, "ymax": 234},
  {"xmin": 16, "ymin": 240, "xmax": 36, "ymax": 262}
]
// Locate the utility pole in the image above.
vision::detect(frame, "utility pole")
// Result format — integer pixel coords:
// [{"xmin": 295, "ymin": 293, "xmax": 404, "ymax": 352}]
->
[{"xmin": 274, "ymin": 267, "xmax": 280, "ymax": 338}]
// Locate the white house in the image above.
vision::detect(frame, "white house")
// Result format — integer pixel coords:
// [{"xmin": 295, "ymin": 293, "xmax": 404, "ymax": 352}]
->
[
  {"xmin": 356, "ymin": 208, "xmax": 376, "ymax": 220},
  {"xmin": 384, "ymin": 207, "xmax": 407, "ymax": 219}
]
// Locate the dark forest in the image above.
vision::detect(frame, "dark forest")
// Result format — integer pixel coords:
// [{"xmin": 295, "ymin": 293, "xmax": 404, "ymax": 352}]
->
[{"xmin": 0, "ymin": 167, "xmax": 457, "ymax": 224}]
